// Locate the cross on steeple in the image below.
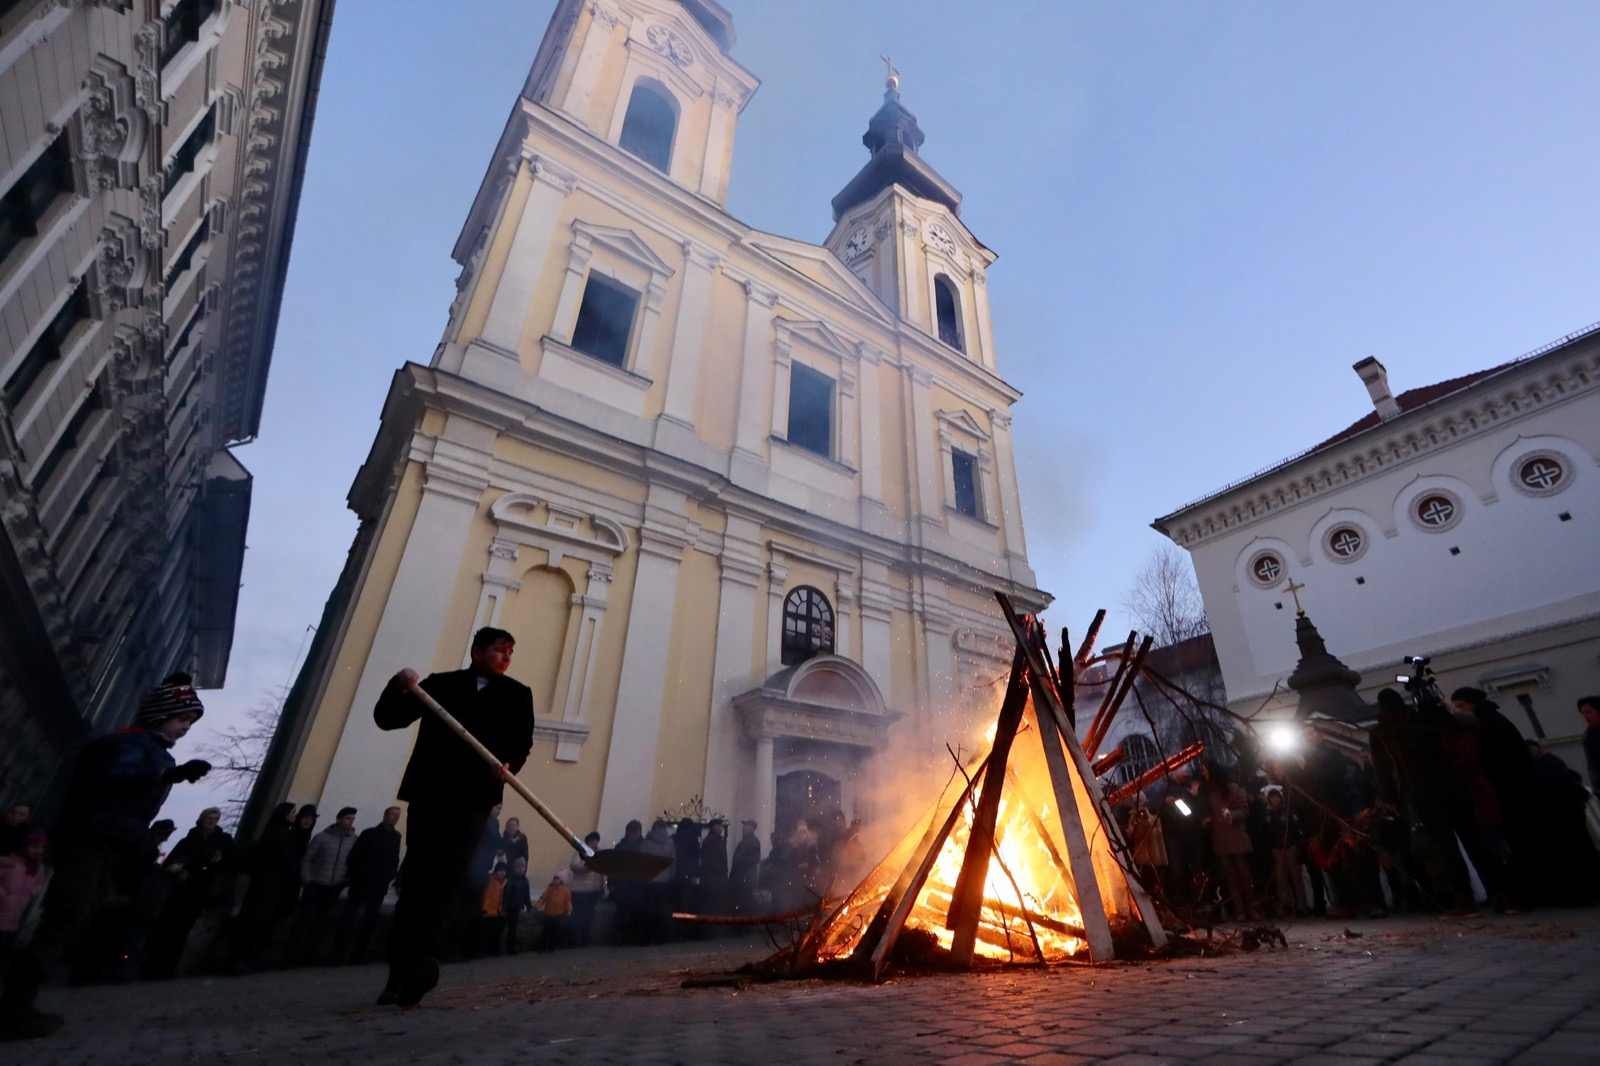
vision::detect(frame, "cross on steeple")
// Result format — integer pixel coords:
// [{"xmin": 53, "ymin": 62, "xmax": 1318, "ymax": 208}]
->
[
  {"xmin": 880, "ymin": 54, "xmax": 900, "ymax": 93},
  {"xmin": 1281, "ymin": 578, "xmax": 1307, "ymax": 616}
]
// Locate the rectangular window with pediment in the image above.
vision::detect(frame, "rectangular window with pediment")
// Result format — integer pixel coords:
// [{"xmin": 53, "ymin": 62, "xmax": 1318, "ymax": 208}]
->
[
  {"xmin": 161, "ymin": 0, "xmax": 222, "ymax": 67},
  {"xmin": 952, "ymin": 448, "xmax": 982, "ymax": 520},
  {"xmin": 569, "ymin": 273, "xmax": 639, "ymax": 368},
  {"xmin": 787, "ymin": 362, "xmax": 834, "ymax": 458},
  {"xmin": 4, "ymin": 284, "xmax": 88, "ymax": 409},
  {"xmin": 163, "ymin": 106, "xmax": 216, "ymax": 199}
]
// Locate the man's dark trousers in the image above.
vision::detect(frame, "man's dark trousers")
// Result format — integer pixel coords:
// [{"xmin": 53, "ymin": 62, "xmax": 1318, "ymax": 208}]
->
[{"xmin": 387, "ymin": 804, "xmax": 489, "ymax": 974}]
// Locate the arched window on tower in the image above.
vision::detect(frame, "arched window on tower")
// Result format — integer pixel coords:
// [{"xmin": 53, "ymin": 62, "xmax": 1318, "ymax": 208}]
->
[
  {"xmin": 619, "ymin": 81, "xmax": 677, "ymax": 174},
  {"xmin": 934, "ymin": 274, "xmax": 964, "ymax": 351},
  {"xmin": 781, "ymin": 586, "xmax": 835, "ymax": 666}
]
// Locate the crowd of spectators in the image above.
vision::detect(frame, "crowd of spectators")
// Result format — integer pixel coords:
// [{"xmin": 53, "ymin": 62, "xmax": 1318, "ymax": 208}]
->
[{"xmin": 1122, "ymin": 691, "xmax": 1600, "ymax": 922}]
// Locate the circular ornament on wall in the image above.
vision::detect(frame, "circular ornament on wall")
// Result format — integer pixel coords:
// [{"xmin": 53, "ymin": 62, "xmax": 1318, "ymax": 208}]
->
[
  {"xmin": 1512, "ymin": 451, "xmax": 1570, "ymax": 498},
  {"xmin": 1410, "ymin": 491, "xmax": 1464, "ymax": 533},
  {"xmin": 1322, "ymin": 523, "xmax": 1368, "ymax": 563},
  {"xmin": 1247, "ymin": 550, "xmax": 1285, "ymax": 588}
]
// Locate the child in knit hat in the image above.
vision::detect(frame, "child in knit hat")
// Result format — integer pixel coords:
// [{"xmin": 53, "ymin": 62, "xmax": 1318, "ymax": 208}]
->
[{"xmin": 0, "ymin": 674, "xmax": 211, "ymax": 1042}]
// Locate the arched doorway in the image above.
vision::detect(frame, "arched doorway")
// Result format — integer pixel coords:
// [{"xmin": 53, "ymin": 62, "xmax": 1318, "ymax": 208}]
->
[{"xmin": 776, "ymin": 769, "xmax": 842, "ymax": 835}]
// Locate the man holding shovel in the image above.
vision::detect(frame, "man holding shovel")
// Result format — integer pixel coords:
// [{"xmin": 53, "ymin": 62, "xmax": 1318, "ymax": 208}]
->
[{"xmin": 374, "ymin": 626, "xmax": 534, "ymax": 1007}]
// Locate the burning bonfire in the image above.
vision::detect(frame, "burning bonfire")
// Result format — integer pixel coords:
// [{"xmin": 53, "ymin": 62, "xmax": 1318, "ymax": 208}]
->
[{"xmin": 767, "ymin": 595, "xmax": 1169, "ymax": 979}]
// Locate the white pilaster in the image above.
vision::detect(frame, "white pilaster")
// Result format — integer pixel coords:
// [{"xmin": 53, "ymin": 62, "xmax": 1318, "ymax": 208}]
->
[
  {"xmin": 555, "ymin": 565, "xmax": 612, "ymax": 761},
  {"xmin": 971, "ymin": 268, "xmax": 997, "ymax": 372},
  {"xmin": 558, "ymin": 3, "xmax": 618, "ymax": 128},
  {"xmin": 989, "ymin": 407, "xmax": 1027, "ymax": 558},
  {"xmin": 660, "ymin": 239, "xmax": 720, "ymax": 427},
  {"xmin": 595, "ymin": 495, "xmax": 692, "ymax": 841},
  {"xmin": 857, "ymin": 345, "xmax": 884, "ymax": 502},
  {"xmin": 753, "ymin": 734, "xmax": 775, "ymax": 841},
  {"xmin": 473, "ymin": 154, "xmax": 576, "ymax": 358},
  {"xmin": 319, "ymin": 419, "xmax": 495, "ymax": 823},
  {"xmin": 764, "ymin": 556, "xmax": 789, "ymax": 678},
  {"xmin": 700, "ymin": 513, "xmax": 763, "ymax": 822},
  {"xmin": 733, "ymin": 280, "xmax": 777, "ymax": 461},
  {"xmin": 698, "ymin": 86, "xmax": 737, "ymax": 203},
  {"xmin": 908, "ymin": 365, "xmax": 941, "ymax": 530}
]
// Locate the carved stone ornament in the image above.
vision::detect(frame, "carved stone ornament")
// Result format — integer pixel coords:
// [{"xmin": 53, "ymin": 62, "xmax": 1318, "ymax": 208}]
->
[
  {"xmin": 926, "ymin": 222, "xmax": 957, "ymax": 259},
  {"xmin": 645, "ymin": 25, "xmax": 694, "ymax": 68},
  {"xmin": 90, "ymin": 216, "xmax": 145, "ymax": 313},
  {"xmin": 588, "ymin": 3, "xmax": 619, "ymax": 31}
]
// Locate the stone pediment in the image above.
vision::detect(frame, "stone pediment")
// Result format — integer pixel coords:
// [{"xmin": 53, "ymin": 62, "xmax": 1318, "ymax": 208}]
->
[
  {"xmin": 733, "ymin": 654, "xmax": 901, "ymax": 749},
  {"xmin": 744, "ymin": 233, "xmax": 894, "ymax": 324},
  {"xmin": 571, "ymin": 220, "xmax": 675, "ymax": 278},
  {"xmin": 776, "ymin": 319, "xmax": 854, "ymax": 363},
  {"xmin": 935, "ymin": 408, "xmax": 989, "ymax": 441}
]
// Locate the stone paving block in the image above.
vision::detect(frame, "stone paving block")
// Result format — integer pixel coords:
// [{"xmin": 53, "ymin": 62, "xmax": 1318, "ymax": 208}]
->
[{"xmin": 1017, "ymin": 1053, "xmax": 1096, "ymax": 1066}]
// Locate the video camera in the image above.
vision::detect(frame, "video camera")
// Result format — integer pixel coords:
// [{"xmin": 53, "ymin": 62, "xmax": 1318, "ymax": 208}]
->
[{"xmin": 1394, "ymin": 654, "xmax": 1446, "ymax": 709}]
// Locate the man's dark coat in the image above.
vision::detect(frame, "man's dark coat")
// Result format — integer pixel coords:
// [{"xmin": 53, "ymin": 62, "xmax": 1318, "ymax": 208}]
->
[{"xmin": 374, "ymin": 669, "xmax": 535, "ymax": 811}]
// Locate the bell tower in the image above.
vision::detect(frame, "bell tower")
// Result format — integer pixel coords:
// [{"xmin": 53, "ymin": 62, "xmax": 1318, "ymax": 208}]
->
[
  {"xmin": 825, "ymin": 68, "xmax": 1000, "ymax": 372},
  {"xmin": 519, "ymin": 0, "xmax": 754, "ymax": 205}
]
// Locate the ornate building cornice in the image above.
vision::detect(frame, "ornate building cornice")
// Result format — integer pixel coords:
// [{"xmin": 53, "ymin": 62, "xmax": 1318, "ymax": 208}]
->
[{"xmin": 1157, "ymin": 339, "xmax": 1600, "ymax": 549}]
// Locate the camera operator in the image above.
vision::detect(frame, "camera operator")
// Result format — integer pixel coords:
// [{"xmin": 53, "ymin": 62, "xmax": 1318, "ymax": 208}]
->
[{"xmin": 1368, "ymin": 660, "xmax": 1495, "ymax": 917}]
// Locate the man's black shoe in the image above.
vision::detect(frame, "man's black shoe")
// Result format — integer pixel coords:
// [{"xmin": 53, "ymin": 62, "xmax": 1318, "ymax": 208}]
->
[{"xmin": 394, "ymin": 956, "xmax": 439, "ymax": 1008}]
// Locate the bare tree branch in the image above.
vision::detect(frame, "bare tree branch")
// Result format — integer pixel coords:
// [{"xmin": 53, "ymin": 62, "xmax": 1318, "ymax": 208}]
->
[
  {"xmin": 195, "ymin": 687, "xmax": 286, "ymax": 829},
  {"xmin": 1123, "ymin": 545, "xmax": 1210, "ymax": 648}
]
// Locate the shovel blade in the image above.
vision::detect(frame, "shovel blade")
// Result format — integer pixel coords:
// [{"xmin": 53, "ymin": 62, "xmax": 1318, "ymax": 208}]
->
[{"xmin": 583, "ymin": 849, "xmax": 672, "ymax": 881}]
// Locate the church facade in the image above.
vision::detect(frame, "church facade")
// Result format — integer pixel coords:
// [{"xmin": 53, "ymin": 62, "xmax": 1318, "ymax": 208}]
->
[
  {"xmin": 1154, "ymin": 324, "xmax": 1600, "ymax": 766},
  {"xmin": 251, "ymin": 0, "xmax": 1046, "ymax": 866}
]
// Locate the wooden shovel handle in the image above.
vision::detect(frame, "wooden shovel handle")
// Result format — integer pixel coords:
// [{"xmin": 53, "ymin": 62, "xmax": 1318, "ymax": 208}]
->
[{"xmin": 404, "ymin": 679, "xmax": 594, "ymax": 859}]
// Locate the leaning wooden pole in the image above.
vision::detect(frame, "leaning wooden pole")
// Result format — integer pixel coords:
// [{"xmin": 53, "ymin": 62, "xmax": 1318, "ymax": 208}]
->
[
  {"xmin": 1073, "ymin": 609, "xmax": 1107, "ymax": 667},
  {"xmin": 945, "ymin": 648, "xmax": 1030, "ymax": 966},
  {"xmin": 997, "ymin": 595, "xmax": 1169, "ymax": 954},
  {"xmin": 1086, "ymin": 634, "xmax": 1155, "ymax": 757}
]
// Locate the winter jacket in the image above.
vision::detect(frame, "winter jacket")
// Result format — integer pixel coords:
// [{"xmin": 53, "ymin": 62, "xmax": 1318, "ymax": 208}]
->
[
  {"xmin": 700, "ymin": 833, "xmax": 729, "ymax": 891},
  {"xmin": 0, "ymin": 854, "xmax": 47, "ymax": 932},
  {"xmin": 480, "ymin": 876, "xmax": 507, "ymax": 918},
  {"xmin": 300, "ymin": 824, "xmax": 358, "ymax": 887},
  {"xmin": 535, "ymin": 880, "xmax": 573, "ymax": 917},
  {"xmin": 1128, "ymin": 806, "xmax": 1168, "ymax": 867},
  {"xmin": 374, "ymin": 669, "xmax": 534, "ymax": 811},
  {"xmin": 1207, "ymin": 783, "xmax": 1253, "ymax": 855},
  {"xmin": 504, "ymin": 873, "xmax": 533, "ymax": 914},
  {"xmin": 567, "ymin": 853, "xmax": 604, "ymax": 894},
  {"xmin": 730, "ymin": 835, "xmax": 761, "ymax": 888},
  {"xmin": 165, "ymin": 826, "xmax": 237, "ymax": 898},
  {"xmin": 346, "ymin": 823, "xmax": 402, "ymax": 893},
  {"xmin": 642, "ymin": 828, "xmax": 675, "ymax": 884},
  {"xmin": 53, "ymin": 729, "xmax": 178, "ymax": 844}
]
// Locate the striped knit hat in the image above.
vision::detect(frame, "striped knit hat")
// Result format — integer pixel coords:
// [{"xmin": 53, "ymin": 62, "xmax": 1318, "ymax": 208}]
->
[{"xmin": 134, "ymin": 673, "xmax": 205, "ymax": 726}]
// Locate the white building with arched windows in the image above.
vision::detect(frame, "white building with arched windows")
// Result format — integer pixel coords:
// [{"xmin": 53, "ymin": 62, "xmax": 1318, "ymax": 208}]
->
[
  {"xmin": 1153, "ymin": 323, "xmax": 1600, "ymax": 766},
  {"xmin": 248, "ymin": 0, "xmax": 1047, "ymax": 866}
]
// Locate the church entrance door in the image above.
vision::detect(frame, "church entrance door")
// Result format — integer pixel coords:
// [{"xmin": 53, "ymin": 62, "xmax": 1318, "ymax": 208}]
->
[{"xmin": 776, "ymin": 770, "xmax": 841, "ymax": 834}]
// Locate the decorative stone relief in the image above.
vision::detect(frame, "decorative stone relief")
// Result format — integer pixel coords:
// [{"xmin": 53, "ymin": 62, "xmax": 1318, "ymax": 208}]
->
[{"xmin": 89, "ymin": 215, "xmax": 146, "ymax": 314}]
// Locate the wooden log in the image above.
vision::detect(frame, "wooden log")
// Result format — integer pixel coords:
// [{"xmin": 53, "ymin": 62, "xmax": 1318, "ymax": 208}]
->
[
  {"xmin": 996, "ymin": 593, "xmax": 1168, "ymax": 955},
  {"xmin": 1086, "ymin": 633, "xmax": 1155, "ymax": 757},
  {"xmin": 1084, "ymin": 632, "xmax": 1137, "ymax": 757},
  {"xmin": 945, "ymin": 648, "xmax": 1029, "ymax": 965},
  {"xmin": 1104, "ymin": 743, "xmax": 1206, "ymax": 806},
  {"xmin": 867, "ymin": 757, "xmax": 990, "ymax": 981},
  {"xmin": 1074, "ymin": 609, "xmax": 1107, "ymax": 667}
]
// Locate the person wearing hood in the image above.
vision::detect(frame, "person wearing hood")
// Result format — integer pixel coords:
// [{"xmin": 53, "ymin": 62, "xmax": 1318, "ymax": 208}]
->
[
  {"xmin": 0, "ymin": 674, "xmax": 210, "ymax": 1042},
  {"xmin": 290, "ymin": 807, "xmax": 359, "ymax": 963},
  {"xmin": 142, "ymin": 808, "xmax": 235, "ymax": 978}
]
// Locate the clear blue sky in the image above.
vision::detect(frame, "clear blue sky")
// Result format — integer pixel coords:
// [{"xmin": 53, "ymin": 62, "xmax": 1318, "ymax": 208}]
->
[{"xmin": 162, "ymin": 1, "xmax": 1600, "ymax": 829}]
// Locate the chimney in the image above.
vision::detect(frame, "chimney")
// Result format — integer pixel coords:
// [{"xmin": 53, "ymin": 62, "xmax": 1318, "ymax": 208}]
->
[{"xmin": 1353, "ymin": 357, "xmax": 1401, "ymax": 420}]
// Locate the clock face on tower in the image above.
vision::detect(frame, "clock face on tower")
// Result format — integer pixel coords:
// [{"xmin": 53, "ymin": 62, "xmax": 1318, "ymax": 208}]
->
[{"xmin": 843, "ymin": 226, "xmax": 871, "ymax": 263}]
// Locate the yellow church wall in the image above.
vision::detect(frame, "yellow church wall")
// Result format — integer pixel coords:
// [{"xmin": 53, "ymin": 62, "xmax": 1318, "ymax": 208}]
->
[
  {"xmin": 648, "ymin": 545, "xmax": 719, "ymax": 818},
  {"xmin": 455, "ymin": 165, "xmax": 532, "ymax": 348},
  {"xmin": 874, "ymin": 359, "xmax": 911, "ymax": 521},
  {"xmin": 491, "ymin": 436, "xmax": 649, "ymax": 508},
  {"xmin": 287, "ymin": 458, "xmax": 427, "ymax": 801},
  {"xmin": 426, "ymin": 496, "xmax": 503, "ymax": 674},
  {"xmin": 888, "ymin": 607, "xmax": 920, "ymax": 712}
]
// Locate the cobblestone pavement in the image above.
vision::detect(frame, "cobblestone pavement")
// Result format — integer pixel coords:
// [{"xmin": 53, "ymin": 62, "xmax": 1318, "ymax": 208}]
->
[{"xmin": 17, "ymin": 910, "xmax": 1600, "ymax": 1065}]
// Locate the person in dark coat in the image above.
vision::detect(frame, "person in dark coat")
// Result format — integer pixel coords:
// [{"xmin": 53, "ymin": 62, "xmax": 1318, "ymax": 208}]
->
[
  {"xmin": 500, "ymin": 817, "xmax": 530, "ymax": 869},
  {"xmin": 610, "ymin": 821, "xmax": 646, "ymax": 944},
  {"xmin": 698, "ymin": 819, "xmax": 729, "ymax": 916},
  {"xmin": 1526, "ymin": 740, "xmax": 1600, "ymax": 905},
  {"xmin": 142, "ymin": 807, "xmax": 235, "ymax": 978},
  {"xmin": 729, "ymin": 820, "xmax": 761, "ymax": 915},
  {"xmin": 374, "ymin": 626, "xmax": 534, "ymax": 1008},
  {"xmin": 231, "ymin": 804, "xmax": 314, "ymax": 971},
  {"xmin": 1369, "ymin": 687, "xmax": 1482, "ymax": 915},
  {"xmin": 334, "ymin": 806, "xmax": 403, "ymax": 963},
  {"xmin": 1451, "ymin": 687, "xmax": 1538, "ymax": 906},
  {"xmin": 0, "ymin": 675, "xmax": 210, "ymax": 1042},
  {"xmin": 671, "ymin": 818, "xmax": 702, "ymax": 916}
]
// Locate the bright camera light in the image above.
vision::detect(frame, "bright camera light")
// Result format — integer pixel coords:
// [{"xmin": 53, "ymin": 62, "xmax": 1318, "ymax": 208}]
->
[
  {"xmin": 1174, "ymin": 799, "xmax": 1192, "ymax": 817},
  {"xmin": 1267, "ymin": 724, "xmax": 1299, "ymax": 754}
]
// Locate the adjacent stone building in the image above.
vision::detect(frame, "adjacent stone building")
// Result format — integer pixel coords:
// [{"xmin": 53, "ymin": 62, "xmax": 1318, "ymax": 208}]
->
[
  {"xmin": 0, "ymin": 0, "xmax": 334, "ymax": 803},
  {"xmin": 250, "ymin": 0, "xmax": 1047, "ymax": 868},
  {"xmin": 1154, "ymin": 323, "xmax": 1600, "ymax": 768}
]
